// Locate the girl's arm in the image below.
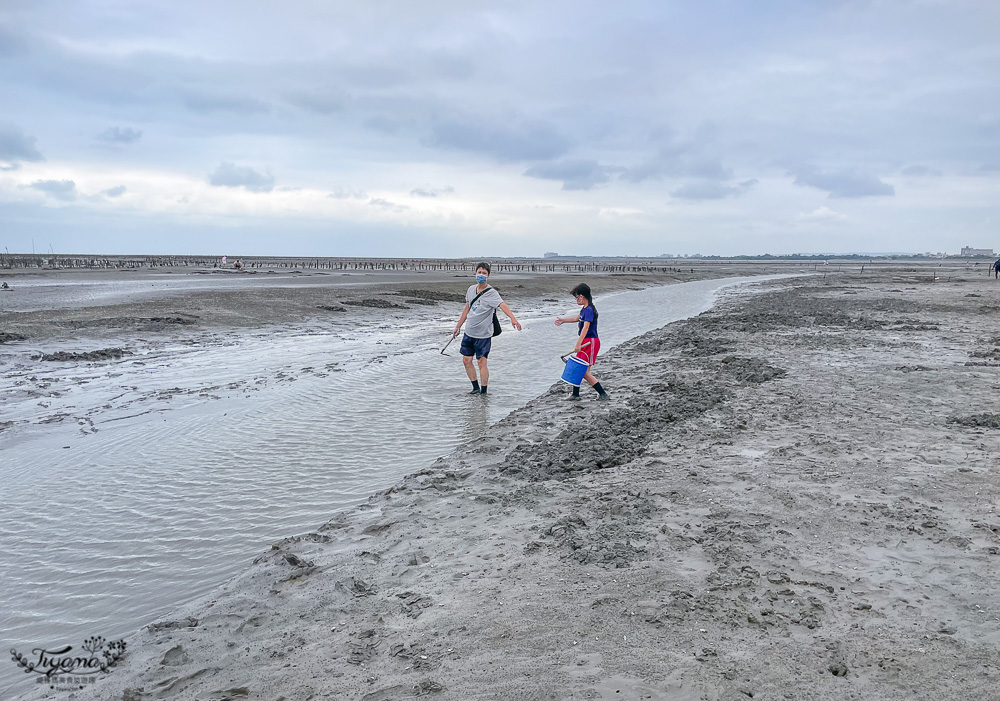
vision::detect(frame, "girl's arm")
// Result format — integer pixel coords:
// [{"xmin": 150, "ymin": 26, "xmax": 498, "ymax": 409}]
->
[
  {"xmin": 498, "ymin": 302, "xmax": 522, "ymax": 331},
  {"xmin": 452, "ymin": 303, "xmax": 470, "ymax": 336},
  {"xmin": 554, "ymin": 314, "xmax": 579, "ymax": 326},
  {"xmin": 575, "ymin": 321, "xmax": 591, "ymax": 351}
]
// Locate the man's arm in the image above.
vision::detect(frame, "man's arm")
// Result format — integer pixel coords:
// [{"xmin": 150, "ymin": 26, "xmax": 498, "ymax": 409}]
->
[
  {"xmin": 498, "ymin": 302, "xmax": 522, "ymax": 331},
  {"xmin": 453, "ymin": 303, "xmax": 470, "ymax": 337}
]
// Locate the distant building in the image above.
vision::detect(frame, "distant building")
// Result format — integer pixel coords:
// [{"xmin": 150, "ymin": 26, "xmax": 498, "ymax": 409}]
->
[
  {"xmin": 543, "ymin": 251, "xmax": 560, "ymax": 258},
  {"xmin": 960, "ymin": 246, "xmax": 994, "ymax": 257}
]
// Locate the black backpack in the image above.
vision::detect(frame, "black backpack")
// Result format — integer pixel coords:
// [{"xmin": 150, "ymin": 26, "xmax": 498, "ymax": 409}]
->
[{"xmin": 469, "ymin": 286, "xmax": 503, "ymax": 337}]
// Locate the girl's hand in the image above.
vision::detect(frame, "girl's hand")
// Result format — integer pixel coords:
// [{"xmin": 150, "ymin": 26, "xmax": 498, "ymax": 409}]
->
[{"xmin": 555, "ymin": 318, "xmax": 564, "ymax": 326}]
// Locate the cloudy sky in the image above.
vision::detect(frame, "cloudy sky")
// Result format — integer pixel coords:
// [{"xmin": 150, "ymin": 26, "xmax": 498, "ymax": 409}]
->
[{"xmin": 1, "ymin": 0, "xmax": 997, "ymax": 257}]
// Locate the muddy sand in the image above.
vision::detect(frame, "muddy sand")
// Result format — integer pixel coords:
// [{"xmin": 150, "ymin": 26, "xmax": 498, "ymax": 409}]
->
[
  {"xmin": 19, "ymin": 270, "xmax": 1000, "ymax": 700},
  {"xmin": 0, "ymin": 262, "xmax": 802, "ymax": 344}
]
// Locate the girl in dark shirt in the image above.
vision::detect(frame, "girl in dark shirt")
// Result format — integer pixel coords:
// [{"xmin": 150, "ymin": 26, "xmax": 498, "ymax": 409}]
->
[{"xmin": 555, "ymin": 283, "xmax": 610, "ymax": 401}]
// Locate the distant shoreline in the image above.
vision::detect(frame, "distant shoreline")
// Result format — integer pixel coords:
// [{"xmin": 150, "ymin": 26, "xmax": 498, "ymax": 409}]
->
[{"xmin": 2, "ymin": 253, "xmax": 994, "ymax": 275}]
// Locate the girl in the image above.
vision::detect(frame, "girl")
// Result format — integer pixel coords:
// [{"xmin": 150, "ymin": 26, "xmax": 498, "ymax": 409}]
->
[{"xmin": 555, "ymin": 283, "xmax": 610, "ymax": 401}]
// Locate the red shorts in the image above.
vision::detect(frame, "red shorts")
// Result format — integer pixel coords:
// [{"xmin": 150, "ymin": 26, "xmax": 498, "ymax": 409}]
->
[{"xmin": 576, "ymin": 338, "xmax": 600, "ymax": 366}]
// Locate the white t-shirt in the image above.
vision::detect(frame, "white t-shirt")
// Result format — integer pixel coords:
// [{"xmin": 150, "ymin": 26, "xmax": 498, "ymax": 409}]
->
[{"xmin": 464, "ymin": 284, "xmax": 503, "ymax": 339}]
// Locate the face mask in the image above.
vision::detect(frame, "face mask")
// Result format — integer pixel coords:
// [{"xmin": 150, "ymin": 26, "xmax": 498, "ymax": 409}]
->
[{"xmin": 476, "ymin": 274, "xmax": 488, "ymax": 284}]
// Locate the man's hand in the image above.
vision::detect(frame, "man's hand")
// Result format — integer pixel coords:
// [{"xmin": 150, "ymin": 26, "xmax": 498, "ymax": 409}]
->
[
  {"xmin": 453, "ymin": 326, "xmax": 461, "ymax": 338},
  {"xmin": 512, "ymin": 318, "xmax": 522, "ymax": 331}
]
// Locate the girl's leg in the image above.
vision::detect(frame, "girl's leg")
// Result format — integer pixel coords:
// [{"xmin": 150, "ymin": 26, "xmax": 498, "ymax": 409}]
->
[{"xmin": 583, "ymin": 370, "xmax": 609, "ymax": 399}]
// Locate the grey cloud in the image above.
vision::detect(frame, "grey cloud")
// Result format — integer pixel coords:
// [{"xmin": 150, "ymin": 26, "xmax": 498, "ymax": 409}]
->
[
  {"xmin": 369, "ymin": 197, "xmax": 408, "ymax": 212},
  {"xmin": 184, "ymin": 94, "xmax": 270, "ymax": 114},
  {"xmin": 425, "ymin": 115, "xmax": 570, "ymax": 162},
  {"xmin": 328, "ymin": 188, "xmax": 368, "ymax": 199},
  {"xmin": 208, "ymin": 162, "xmax": 275, "ymax": 192},
  {"xmin": 29, "ymin": 179, "xmax": 77, "ymax": 201},
  {"xmin": 285, "ymin": 91, "xmax": 346, "ymax": 114},
  {"xmin": 523, "ymin": 160, "xmax": 625, "ymax": 191},
  {"xmin": 339, "ymin": 63, "xmax": 412, "ymax": 89},
  {"xmin": 410, "ymin": 186, "xmax": 455, "ymax": 197},
  {"xmin": 791, "ymin": 167, "xmax": 894, "ymax": 198},
  {"xmin": 103, "ymin": 185, "xmax": 127, "ymax": 198},
  {"xmin": 901, "ymin": 165, "xmax": 942, "ymax": 177},
  {"xmin": 0, "ymin": 25, "xmax": 29, "ymax": 57},
  {"xmin": 365, "ymin": 115, "xmax": 407, "ymax": 135},
  {"xmin": 97, "ymin": 126, "xmax": 142, "ymax": 144},
  {"xmin": 670, "ymin": 178, "xmax": 756, "ymax": 201},
  {"xmin": 0, "ymin": 123, "xmax": 44, "ymax": 166},
  {"xmin": 623, "ymin": 146, "xmax": 732, "ymax": 183}
]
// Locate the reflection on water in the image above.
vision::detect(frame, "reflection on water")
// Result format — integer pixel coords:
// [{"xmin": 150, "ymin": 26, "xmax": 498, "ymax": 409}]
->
[
  {"xmin": 0, "ymin": 275, "xmax": 780, "ymax": 698},
  {"xmin": 459, "ymin": 395, "xmax": 492, "ymax": 442}
]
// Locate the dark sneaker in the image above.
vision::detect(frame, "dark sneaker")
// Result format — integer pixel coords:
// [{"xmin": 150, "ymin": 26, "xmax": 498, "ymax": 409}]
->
[
  {"xmin": 566, "ymin": 394, "xmax": 581, "ymax": 401},
  {"xmin": 596, "ymin": 393, "xmax": 610, "ymax": 401},
  {"xmin": 470, "ymin": 388, "xmax": 482, "ymax": 394}
]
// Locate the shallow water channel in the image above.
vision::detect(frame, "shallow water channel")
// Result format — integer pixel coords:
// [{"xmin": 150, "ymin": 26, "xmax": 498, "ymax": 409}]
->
[{"xmin": 0, "ymin": 275, "xmax": 776, "ymax": 697}]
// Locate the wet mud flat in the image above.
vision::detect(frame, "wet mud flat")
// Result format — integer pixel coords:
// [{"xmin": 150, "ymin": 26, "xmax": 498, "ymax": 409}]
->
[
  {"xmin": 26, "ymin": 273, "xmax": 1000, "ymax": 700},
  {"xmin": 0, "ymin": 264, "xmax": 769, "ymax": 345}
]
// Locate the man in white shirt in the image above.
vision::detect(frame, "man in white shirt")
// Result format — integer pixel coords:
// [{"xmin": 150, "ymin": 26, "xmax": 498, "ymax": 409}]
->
[{"xmin": 452, "ymin": 262, "xmax": 522, "ymax": 395}]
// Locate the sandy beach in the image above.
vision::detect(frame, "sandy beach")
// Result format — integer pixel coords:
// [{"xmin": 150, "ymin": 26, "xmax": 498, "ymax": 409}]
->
[{"xmin": 12, "ymin": 265, "xmax": 999, "ymax": 700}]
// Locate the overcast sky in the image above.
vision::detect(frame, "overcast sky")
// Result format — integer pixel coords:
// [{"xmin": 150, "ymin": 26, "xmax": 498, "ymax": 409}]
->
[{"xmin": 1, "ymin": 0, "xmax": 997, "ymax": 257}]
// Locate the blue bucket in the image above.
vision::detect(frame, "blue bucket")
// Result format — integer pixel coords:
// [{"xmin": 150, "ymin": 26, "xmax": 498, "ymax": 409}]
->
[{"xmin": 560, "ymin": 354, "xmax": 589, "ymax": 386}]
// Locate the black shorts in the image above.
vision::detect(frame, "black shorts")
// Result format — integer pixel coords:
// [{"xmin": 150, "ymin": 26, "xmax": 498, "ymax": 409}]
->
[{"xmin": 460, "ymin": 334, "xmax": 492, "ymax": 359}]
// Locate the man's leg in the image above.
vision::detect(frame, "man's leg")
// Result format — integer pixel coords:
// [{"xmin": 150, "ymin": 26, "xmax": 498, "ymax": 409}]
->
[
  {"xmin": 463, "ymin": 355, "xmax": 478, "ymax": 381},
  {"xmin": 462, "ymin": 351, "xmax": 480, "ymax": 393},
  {"xmin": 477, "ymin": 356, "xmax": 490, "ymax": 393}
]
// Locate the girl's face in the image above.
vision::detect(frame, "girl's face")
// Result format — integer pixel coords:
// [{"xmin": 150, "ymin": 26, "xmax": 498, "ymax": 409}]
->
[{"xmin": 574, "ymin": 293, "xmax": 586, "ymax": 306}]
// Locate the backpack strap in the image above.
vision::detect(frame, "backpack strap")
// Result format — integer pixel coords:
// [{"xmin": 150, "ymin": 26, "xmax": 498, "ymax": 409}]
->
[{"xmin": 468, "ymin": 285, "xmax": 493, "ymax": 307}]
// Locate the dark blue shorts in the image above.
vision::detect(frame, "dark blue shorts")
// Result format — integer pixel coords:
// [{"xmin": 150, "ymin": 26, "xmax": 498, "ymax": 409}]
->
[{"xmin": 460, "ymin": 334, "xmax": 491, "ymax": 359}]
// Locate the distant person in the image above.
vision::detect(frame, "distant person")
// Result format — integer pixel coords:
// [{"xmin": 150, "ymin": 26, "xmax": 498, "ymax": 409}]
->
[
  {"xmin": 555, "ymin": 283, "xmax": 610, "ymax": 401},
  {"xmin": 993, "ymin": 259, "xmax": 1000, "ymax": 279},
  {"xmin": 452, "ymin": 262, "xmax": 522, "ymax": 395},
  {"xmin": 0, "ymin": 281, "xmax": 10, "ymax": 290}
]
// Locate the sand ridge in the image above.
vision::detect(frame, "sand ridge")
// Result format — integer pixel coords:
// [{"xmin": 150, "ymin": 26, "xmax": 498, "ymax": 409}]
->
[{"xmin": 20, "ymin": 272, "xmax": 1000, "ymax": 700}]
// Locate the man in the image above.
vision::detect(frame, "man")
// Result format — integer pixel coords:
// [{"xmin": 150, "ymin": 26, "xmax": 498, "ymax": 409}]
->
[
  {"xmin": 993, "ymin": 259, "xmax": 1000, "ymax": 279},
  {"xmin": 452, "ymin": 262, "xmax": 522, "ymax": 395}
]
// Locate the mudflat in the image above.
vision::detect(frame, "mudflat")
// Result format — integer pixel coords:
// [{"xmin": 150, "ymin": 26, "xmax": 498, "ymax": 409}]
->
[
  {"xmin": 0, "ymin": 261, "xmax": 798, "ymax": 344},
  {"xmin": 17, "ymin": 268, "xmax": 1000, "ymax": 700}
]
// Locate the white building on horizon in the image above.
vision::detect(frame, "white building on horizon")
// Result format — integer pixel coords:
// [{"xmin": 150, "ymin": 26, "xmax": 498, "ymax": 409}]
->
[{"xmin": 960, "ymin": 246, "xmax": 994, "ymax": 257}]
